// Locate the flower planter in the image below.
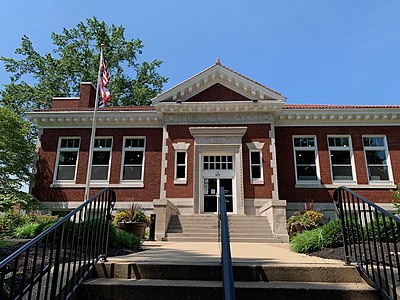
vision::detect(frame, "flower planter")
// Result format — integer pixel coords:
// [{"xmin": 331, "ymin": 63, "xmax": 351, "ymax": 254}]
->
[{"xmin": 117, "ymin": 222, "xmax": 146, "ymax": 238}]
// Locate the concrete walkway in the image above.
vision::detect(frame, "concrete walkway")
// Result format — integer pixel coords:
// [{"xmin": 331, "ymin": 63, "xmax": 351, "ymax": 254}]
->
[{"xmin": 109, "ymin": 242, "xmax": 344, "ymax": 266}]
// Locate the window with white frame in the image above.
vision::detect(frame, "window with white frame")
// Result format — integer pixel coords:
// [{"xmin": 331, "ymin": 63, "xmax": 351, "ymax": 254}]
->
[
  {"xmin": 363, "ymin": 136, "xmax": 391, "ymax": 182},
  {"xmin": 175, "ymin": 151, "xmax": 187, "ymax": 181},
  {"xmin": 91, "ymin": 138, "xmax": 112, "ymax": 181},
  {"xmin": 203, "ymin": 155, "xmax": 233, "ymax": 170},
  {"xmin": 55, "ymin": 138, "xmax": 80, "ymax": 181},
  {"xmin": 328, "ymin": 136, "xmax": 355, "ymax": 182},
  {"xmin": 122, "ymin": 137, "xmax": 145, "ymax": 181},
  {"xmin": 293, "ymin": 136, "xmax": 319, "ymax": 183},
  {"xmin": 173, "ymin": 142, "xmax": 190, "ymax": 184},
  {"xmin": 250, "ymin": 151, "xmax": 263, "ymax": 182}
]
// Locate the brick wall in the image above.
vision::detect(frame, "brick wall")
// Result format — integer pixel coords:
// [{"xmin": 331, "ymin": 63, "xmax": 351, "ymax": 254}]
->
[
  {"xmin": 33, "ymin": 127, "xmax": 163, "ymax": 203},
  {"xmin": 275, "ymin": 126, "xmax": 400, "ymax": 203}
]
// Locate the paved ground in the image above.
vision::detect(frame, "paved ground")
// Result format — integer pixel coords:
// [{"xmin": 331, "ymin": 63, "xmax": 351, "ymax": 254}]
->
[{"xmin": 109, "ymin": 242, "xmax": 345, "ymax": 266}]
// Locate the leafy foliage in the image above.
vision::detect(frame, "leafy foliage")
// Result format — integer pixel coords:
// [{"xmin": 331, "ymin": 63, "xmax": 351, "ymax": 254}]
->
[
  {"xmin": 291, "ymin": 219, "xmax": 343, "ymax": 253},
  {"xmin": 286, "ymin": 210, "xmax": 323, "ymax": 238},
  {"xmin": 113, "ymin": 203, "xmax": 150, "ymax": 225},
  {"xmin": 0, "ymin": 211, "xmax": 59, "ymax": 238},
  {"xmin": 0, "ymin": 107, "xmax": 38, "ymax": 212},
  {"xmin": 0, "ymin": 17, "xmax": 168, "ymax": 113},
  {"xmin": 392, "ymin": 184, "xmax": 400, "ymax": 215},
  {"xmin": 108, "ymin": 224, "xmax": 142, "ymax": 251}
]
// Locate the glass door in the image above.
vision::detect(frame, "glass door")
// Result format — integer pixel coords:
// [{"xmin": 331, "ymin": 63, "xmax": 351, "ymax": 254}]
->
[{"xmin": 203, "ymin": 178, "xmax": 233, "ymax": 213}]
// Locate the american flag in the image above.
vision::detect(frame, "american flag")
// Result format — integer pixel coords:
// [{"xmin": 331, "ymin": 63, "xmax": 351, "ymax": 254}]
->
[{"xmin": 100, "ymin": 57, "xmax": 111, "ymax": 106}]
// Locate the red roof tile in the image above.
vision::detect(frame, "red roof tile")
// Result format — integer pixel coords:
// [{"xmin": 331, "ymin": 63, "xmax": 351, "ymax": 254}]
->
[{"xmin": 34, "ymin": 106, "xmax": 156, "ymax": 112}]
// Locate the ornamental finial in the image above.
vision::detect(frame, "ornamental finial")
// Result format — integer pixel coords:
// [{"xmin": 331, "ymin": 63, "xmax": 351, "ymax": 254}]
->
[{"xmin": 216, "ymin": 58, "xmax": 221, "ymax": 65}]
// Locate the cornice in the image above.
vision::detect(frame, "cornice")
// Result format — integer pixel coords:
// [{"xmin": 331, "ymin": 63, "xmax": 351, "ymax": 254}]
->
[
  {"xmin": 27, "ymin": 110, "xmax": 162, "ymax": 128},
  {"xmin": 154, "ymin": 100, "xmax": 284, "ymax": 114},
  {"xmin": 275, "ymin": 108, "xmax": 400, "ymax": 126}
]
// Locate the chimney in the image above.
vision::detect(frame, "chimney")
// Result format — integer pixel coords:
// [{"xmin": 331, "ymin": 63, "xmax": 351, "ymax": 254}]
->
[
  {"xmin": 79, "ymin": 82, "xmax": 96, "ymax": 108},
  {"xmin": 51, "ymin": 82, "xmax": 96, "ymax": 109}
]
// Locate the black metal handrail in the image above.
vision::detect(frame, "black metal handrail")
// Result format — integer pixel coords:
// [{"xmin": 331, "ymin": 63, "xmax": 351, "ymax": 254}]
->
[
  {"xmin": 334, "ymin": 186, "xmax": 400, "ymax": 300},
  {"xmin": 218, "ymin": 187, "xmax": 236, "ymax": 300},
  {"xmin": 0, "ymin": 188, "xmax": 116, "ymax": 300}
]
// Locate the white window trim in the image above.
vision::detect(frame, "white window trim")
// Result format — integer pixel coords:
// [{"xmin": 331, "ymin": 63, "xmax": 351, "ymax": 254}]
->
[
  {"xmin": 246, "ymin": 142, "xmax": 265, "ymax": 184},
  {"xmin": 362, "ymin": 135, "xmax": 394, "ymax": 184},
  {"xmin": 90, "ymin": 137, "xmax": 113, "ymax": 183},
  {"xmin": 293, "ymin": 135, "xmax": 321, "ymax": 185},
  {"xmin": 327, "ymin": 135, "xmax": 357, "ymax": 184},
  {"xmin": 53, "ymin": 137, "xmax": 81, "ymax": 183},
  {"xmin": 174, "ymin": 151, "xmax": 187, "ymax": 184},
  {"xmin": 172, "ymin": 142, "xmax": 190, "ymax": 184},
  {"xmin": 120, "ymin": 136, "xmax": 146, "ymax": 184}
]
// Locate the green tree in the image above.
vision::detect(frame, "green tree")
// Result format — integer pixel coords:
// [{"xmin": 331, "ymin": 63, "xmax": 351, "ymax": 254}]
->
[
  {"xmin": 0, "ymin": 107, "xmax": 40, "ymax": 211},
  {"xmin": 1, "ymin": 17, "xmax": 168, "ymax": 114}
]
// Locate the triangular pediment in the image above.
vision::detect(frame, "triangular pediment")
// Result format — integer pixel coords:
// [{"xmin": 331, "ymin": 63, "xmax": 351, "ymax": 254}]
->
[
  {"xmin": 186, "ymin": 83, "xmax": 251, "ymax": 102},
  {"xmin": 151, "ymin": 62, "xmax": 286, "ymax": 105}
]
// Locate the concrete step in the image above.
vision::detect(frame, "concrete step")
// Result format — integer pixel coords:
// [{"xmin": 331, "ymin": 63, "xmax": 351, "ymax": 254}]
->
[
  {"xmin": 162, "ymin": 237, "xmax": 282, "ymax": 243},
  {"xmin": 78, "ymin": 278, "xmax": 380, "ymax": 300},
  {"xmin": 165, "ymin": 232, "xmax": 274, "ymax": 238},
  {"xmin": 93, "ymin": 262, "xmax": 366, "ymax": 283}
]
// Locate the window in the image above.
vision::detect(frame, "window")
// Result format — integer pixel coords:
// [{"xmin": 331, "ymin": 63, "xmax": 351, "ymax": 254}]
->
[
  {"xmin": 363, "ymin": 136, "xmax": 391, "ymax": 182},
  {"xmin": 175, "ymin": 151, "xmax": 187, "ymax": 182},
  {"xmin": 122, "ymin": 137, "xmax": 145, "ymax": 181},
  {"xmin": 55, "ymin": 138, "xmax": 80, "ymax": 181},
  {"xmin": 293, "ymin": 136, "xmax": 319, "ymax": 183},
  {"xmin": 203, "ymin": 155, "xmax": 233, "ymax": 170},
  {"xmin": 246, "ymin": 141, "xmax": 264, "ymax": 184},
  {"xmin": 91, "ymin": 138, "xmax": 112, "ymax": 181},
  {"xmin": 172, "ymin": 142, "xmax": 190, "ymax": 184},
  {"xmin": 328, "ymin": 136, "xmax": 355, "ymax": 182},
  {"xmin": 250, "ymin": 151, "xmax": 263, "ymax": 183}
]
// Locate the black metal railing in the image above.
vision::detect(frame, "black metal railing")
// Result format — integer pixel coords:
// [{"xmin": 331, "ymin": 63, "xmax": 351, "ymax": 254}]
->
[
  {"xmin": 334, "ymin": 186, "xmax": 400, "ymax": 300},
  {"xmin": 0, "ymin": 188, "xmax": 116, "ymax": 300},
  {"xmin": 218, "ymin": 187, "xmax": 236, "ymax": 300}
]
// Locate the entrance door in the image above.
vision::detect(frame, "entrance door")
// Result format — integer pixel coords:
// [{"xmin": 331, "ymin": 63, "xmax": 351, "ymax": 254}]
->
[{"xmin": 203, "ymin": 178, "xmax": 233, "ymax": 213}]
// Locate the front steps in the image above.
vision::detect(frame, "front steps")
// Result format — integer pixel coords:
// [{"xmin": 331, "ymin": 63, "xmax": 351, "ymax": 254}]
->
[
  {"xmin": 77, "ymin": 262, "xmax": 380, "ymax": 300},
  {"xmin": 163, "ymin": 215, "xmax": 280, "ymax": 243}
]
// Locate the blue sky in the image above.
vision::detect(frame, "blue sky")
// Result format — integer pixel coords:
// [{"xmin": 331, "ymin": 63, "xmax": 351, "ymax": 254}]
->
[{"xmin": 1, "ymin": 0, "xmax": 400, "ymax": 105}]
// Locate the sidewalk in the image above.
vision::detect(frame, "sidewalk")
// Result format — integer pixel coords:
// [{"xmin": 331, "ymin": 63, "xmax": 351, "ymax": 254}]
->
[{"xmin": 109, "ymin": 242, "xmax": 344, "ymax": 266}]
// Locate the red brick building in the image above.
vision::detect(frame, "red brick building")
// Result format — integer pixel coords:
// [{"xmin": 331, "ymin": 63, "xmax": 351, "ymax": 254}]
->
[{"xmin": 28, "ymin": 62, "xmax": 400, "ymax": 241}]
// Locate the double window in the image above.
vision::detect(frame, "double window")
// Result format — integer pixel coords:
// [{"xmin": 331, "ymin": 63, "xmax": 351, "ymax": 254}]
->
[
  {"xmin": 293, "ymin": 136, "xmax": 319, "ymax": 183},
  {"xmin": 55, "ymin": 138, "xmax": 80, "ymax": 181},
  {"xmin": 328, "ymin": 136, "xmax": 356, "ymax": 182},
  {"xmin": 91, "ymin": 138, "xmax": 112, "ymax": 181},
  {"xmin": 363, "ymin": 136, "xmax": 391, "ymax": 182},
  {"xmin": 122, "ymin": 137, "xmax": 146, "ymax": 181}
]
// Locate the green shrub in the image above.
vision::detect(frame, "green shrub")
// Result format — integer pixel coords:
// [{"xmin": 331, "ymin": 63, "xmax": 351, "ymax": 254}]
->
[
  {"xmin": 286, "ymin": 210, "xmax": 323, "ymax": 238},
  {"xmin": 108, "ymin": 224, "xmax": 142, "ymax": 251},
  {"xmin": 290, "ymin": 228, "xmax": 324, "ymax": 253},
  {"xmin": 15, "ymin": 223, "xmax": 40, "ymax": 238},
  {"xmin": 366, "ymin": 216, "xmax": 399, "ymax": 242},
  {"xmin": 320, "ymin": 219, "xmax": 343, "ymax": 248}
]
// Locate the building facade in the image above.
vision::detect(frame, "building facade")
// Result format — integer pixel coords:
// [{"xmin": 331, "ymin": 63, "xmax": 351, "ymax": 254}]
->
[{"xmin": 29, "ymin": 62, "xmax": 400, "ymax": 241}]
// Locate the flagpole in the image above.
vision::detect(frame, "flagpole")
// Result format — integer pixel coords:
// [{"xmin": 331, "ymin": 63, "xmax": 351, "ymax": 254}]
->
[{"xmin": 84, "ymin": 44, "xmax": 104, "ymax": 201}]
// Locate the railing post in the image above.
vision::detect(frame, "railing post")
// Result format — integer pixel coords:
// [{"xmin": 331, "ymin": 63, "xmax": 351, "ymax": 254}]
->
[
  {"xmin": 219, "ymin": 187, "xmax": 236, "ymax": 300},
  {"xmin": 335, "ymin": 188, "xmax": 351, "ymax": 265},
  {"xmin": 50, "ymin": 223, "xmax": 65, "ymax": 299}
]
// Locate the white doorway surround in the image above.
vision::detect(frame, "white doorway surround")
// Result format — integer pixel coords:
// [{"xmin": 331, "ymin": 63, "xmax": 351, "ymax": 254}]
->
[{"xmin": 189, "ymin": 127, "xmax": 247, "ymax": 215}]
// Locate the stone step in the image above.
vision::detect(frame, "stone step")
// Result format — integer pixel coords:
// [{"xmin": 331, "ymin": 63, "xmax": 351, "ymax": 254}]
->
[
  {"xmin": 78, "ymin": 278, "xmax": 380, "ymax": 300},
  {"xmin": 162, "ymin": 237, "xmax": 282, "ymax": 243},
  {"xmin": 94, "ymin": 263, "xmax": 366, "ymax": 283},
  {"xmin": 166, "ymin": 229, "xmax": 273, "ymax": 235}
]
